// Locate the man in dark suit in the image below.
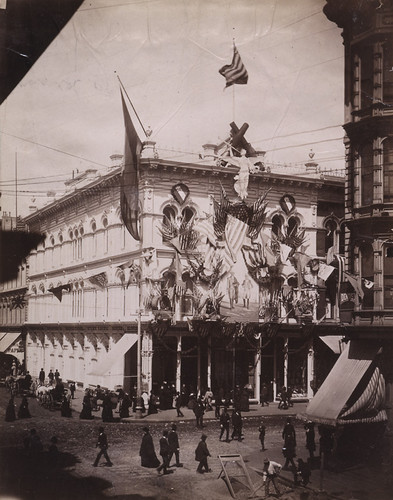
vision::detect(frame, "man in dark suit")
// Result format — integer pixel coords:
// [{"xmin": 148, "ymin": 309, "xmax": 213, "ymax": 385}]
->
[{"xmin": 157, "ymin": 430, "xmax": 172, "ymax": 475}]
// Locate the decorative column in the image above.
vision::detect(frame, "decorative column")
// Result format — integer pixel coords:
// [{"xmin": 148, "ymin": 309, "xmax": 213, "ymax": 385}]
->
[
  {"xmin": 254, "ymin": 349, "xmax": 261, "ymax": 401},
  {"xmin": 207, "ymin": 335, "xmax": 211, "ymax": 390},
  {"xmin": 141, "ymin": 330, "xmax": 153, "ymax": 393},
  {"xmin": 273, "ymin": 340, "xmax": 277, "ymax": 402},
  {"xmin": 307, "ymin": 344, "xmax": 314, "ymax": 399},
  {"xmin": 283, "ymin": 336, "xmax": 288, "ymax": 389},
  {"xmin": 197, "ymin": 338, "xmax": 201, "ymax": 395},
  {"xmin": 176, "ymin": 335, "xmax": 182, "ymax": 392}
]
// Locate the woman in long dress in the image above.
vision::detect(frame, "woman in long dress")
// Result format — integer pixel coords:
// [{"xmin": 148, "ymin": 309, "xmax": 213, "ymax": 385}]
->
[{"xmin": 139, "ymin": 427, "xmax": 160, "ymax": 468}]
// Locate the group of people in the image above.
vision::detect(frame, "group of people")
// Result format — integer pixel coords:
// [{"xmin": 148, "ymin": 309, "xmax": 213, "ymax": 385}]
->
[
  {"xmin": 5, "ymin": 395, "xmax": 31, "ymax": 421},
  {"xmin": 226, "ymin": 274, "xmax": 253, "ymax": 309}
]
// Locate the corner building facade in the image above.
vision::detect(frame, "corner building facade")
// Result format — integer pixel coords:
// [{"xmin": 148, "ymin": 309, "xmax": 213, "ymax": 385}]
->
[{"xmin": 23, "ymin": 144, "xmax": 344, "ymax": 402}]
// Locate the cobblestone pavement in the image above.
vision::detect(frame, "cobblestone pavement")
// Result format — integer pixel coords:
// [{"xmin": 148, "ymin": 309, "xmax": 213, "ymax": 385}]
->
[{"xmin": 0, "ymin": 387, "xmax": 391, "ymax": 500}]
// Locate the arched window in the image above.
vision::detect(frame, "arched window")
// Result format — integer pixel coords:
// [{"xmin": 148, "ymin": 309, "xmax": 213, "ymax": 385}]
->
[
  {"xmin": 360, "ymin": 142, "xmax": 373, "ymax": 205},
  {"xmin": 271, "ymin": 214, "xmax": 283, "ymax": 238},
  {"xmin": 287, "ymin": 216, "xmax": 300, "ymax": 238},
  {"xmin": 102, "ymin": 217, "xmax": 109, "ymax": 253},
  {"xmin": 360, "ymin": 244, "xmax": 374, "ymax": 309},
  {"xmin": 162, "ymin": 206, "xmax": 177, "ymax": 242},
  {"xmin": 384, "ymin": 245, "xmax": 393, "ymax": 309},
  {"xmin": 383, "ymin": 137, "xmax": 393, "ymax": 203}
]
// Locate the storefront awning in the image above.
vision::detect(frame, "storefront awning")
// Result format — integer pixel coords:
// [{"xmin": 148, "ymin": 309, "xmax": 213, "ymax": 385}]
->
[
  {"xmin": 88, "ymin": 333, "xmax": 138, "ymax": 377},
  {"xmin": 0, "ymin": 333, "xmax": 21, "ymax": 353},
  {"xmin": 319, "ymin": 335, "xmax": 344, "ymax": 354},
  {"xmin": 302, "ymin": 340, "xmax": 386, "ymax": 426}
]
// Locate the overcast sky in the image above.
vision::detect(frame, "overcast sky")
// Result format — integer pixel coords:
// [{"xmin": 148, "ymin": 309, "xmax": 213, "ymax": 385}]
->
[{"xmin": 0, "ymin": 0, "xmax": 344, "ymax": 217}]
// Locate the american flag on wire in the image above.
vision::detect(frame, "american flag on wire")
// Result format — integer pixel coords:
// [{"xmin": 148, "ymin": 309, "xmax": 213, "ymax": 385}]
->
[{"xmin": 219, "ymin": 45, "xmax": 248, "ymax": 88}]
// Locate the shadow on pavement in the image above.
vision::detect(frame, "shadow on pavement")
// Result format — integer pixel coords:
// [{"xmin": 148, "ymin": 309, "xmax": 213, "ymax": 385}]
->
[{"xmin": 0, "ymin": 447, "xmax": 159, "ymax": 500}]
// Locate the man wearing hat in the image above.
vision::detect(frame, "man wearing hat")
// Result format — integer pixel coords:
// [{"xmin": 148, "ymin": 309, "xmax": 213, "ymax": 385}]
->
[
  {"xmin": 262, "ymin": 457, "xmax": 282, "ymax": 497},
  {"xmin": 157, "ymin": 429, "xmax": 172, "ymax": 475},
  {"xmin": 93, "ymin": 427, "xmax": 113, "ymax": 467},
  {"xmin": 168, "ymin": 424, "xmax": 183, "ymax": 467},
  {"xmin": 195, "ymin": 434, "xmax": 211, "ymax": 474}
]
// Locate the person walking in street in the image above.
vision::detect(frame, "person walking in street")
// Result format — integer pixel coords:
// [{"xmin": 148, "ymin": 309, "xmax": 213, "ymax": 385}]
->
[
  {"xmin": 5, "ymin": 397, "xmax": 16, "ymax": 421},
  {"xmin": 80, "ymin": 389, "xmax": 94, "ymax": 420},
  {"xmin": 282, "ymin": 418, "xmax": 297, "ymax": 470},
  {"xmin": 260, "ymin": 382, "xmax": 269, "ymax": 407},
  {"xmin": 18, "ymin": 396, "xmax": 31, "ymax": 419},
  {"xmin": 39, "ymin": 368, "xmax": 45, "ymax": 385},
  {"xmin": 48, "ymin": 369, "xmax": 54, "ymax": 385},
  {"xmin": 54, "ymin": 369, "xmax": 60, "ymax": 382},
  {"xmin": 168, "ymin": 424, "xmax": 182, "ymax": 467},
  {"xmin": 157, "ymin": 430, "xmax": 172, "ymax": 475},
  {"xmin": 194, "ymin": 396, "xmax": 205, "ymax": 429},
  {"xmin": 262, "ymin": 457, "xmax": 282, "ymax": 497},
  {"xmin": 69, "ymin": 381, "xmax": 76, "ymax": 399},
  {"xmin": 231, "ymin": 409, "xmax": 243, "ymax": 441},
  {"xmin": 219, "ymin": 407, "xmax": 230, "ymax": 442},
  {"xmin": 258, "ymin": 420, "xmax": 266, "ymax": 451},
  {"xmin": 93, "ymin": 426, "xmax": 113, "ymax": 467},
  {"xmin": 304, "ymin": 420, "xmax": 316, "ymax": 460},
  {"xmin": 139, "ymin": 427, "xmax": 160, "ymax": 468},
  {"xmin": 295, "ymin": 458, "xmax": 311, "ymax": 487},
  {"xmin": 175, "ymin": 391, "xmax": 184, "ymax": 417},
  {"xmin": 195, "ymin": 434, "xmax": 211, "ymax": 474}
]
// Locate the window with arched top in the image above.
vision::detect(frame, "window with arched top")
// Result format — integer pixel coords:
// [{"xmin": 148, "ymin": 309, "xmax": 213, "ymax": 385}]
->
[
  {"xmin": 360, "ymin": 45, "xmax": 374, "ymax": 110},
  {"xmin": 271, "ymin": 214, "xmax": 283, "ymax": 238},
  {"xmin": 360, "ymin": 142, "xmax": 373, "ymax": 206},
  {"xmin": 383, "ymin": 137, "xmax": 393, "ymax": 203},
  {"xmin": 162, "ymin": 206, "xmax": 177, "ymax": 242},
  {"xmin": 360, "ymin": 244, "xmax": 374, "ymax": 309},
  {"xmin": 287, "ymin": 216, "xmax": 300, "ymax": 238}
]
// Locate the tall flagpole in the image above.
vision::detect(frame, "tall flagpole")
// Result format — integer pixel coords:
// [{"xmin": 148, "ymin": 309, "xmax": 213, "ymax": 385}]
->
[
  {"xmin": 15, "ymin": 152, "xmax": 18, "ymax": 229},
  {"xmin": 232, "ymin": 32, "xmax": 236, "ymax": 122}
]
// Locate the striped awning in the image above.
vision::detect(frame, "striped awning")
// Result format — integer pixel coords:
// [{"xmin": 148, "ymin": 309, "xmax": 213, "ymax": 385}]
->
[
  {"xmin": 88, "ymin": 333, "xmax": 138, "ymax": 377},
  {"xmin": 301, "ymin": 340, "xmax": 386, "ymax": 426},
  {"xmin": 0, "ymin": 333, "xmax": 21, "ymax": 353}
]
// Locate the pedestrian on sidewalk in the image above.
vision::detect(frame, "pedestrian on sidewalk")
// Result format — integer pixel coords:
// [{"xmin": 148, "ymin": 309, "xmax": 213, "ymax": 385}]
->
[
  {"xmin": 282, "ymin": 418, "xmax": 297, "ymax": 470},
  {"xmin": 168, "ymin": 424, "xmax": 183, "ymax": 467},
  {"xmin": 260, "ymin": 382, "xmax": 269, "ymax": 407},
  {"xmin": 5, "ymin": 397, "xmax": 16, "ymax": 422},
  {"xmin": 304, "ymin": 420, "xmax": 316, "ymax": 460},
  {"xmin": 195, "ymin": 434, "xmax": 211, "ymax": 474},
  {"xmin": 175, "ymin": 392, "xmax": 184, "ymax": 417},
  {"xmin": 80, "ymin": 389, "xmax": 94, "ymax": 420},
  {"xmin": 139, "ymin": 427, "xmax": 160, "ymax": 468},
  {"xmin": 258, "ymin": 420, "xmax": 266, "ymax": 451},
  {"xmin": 93, "ymin": 426, "xmax": 113, "ymax": 467},
  {"xmin": 262, "ymin": 457, "xmax": 282, "ymax": 497},
  {"xmin": 231, "ymin": 409, "xmax": 243, "ymax": 441},
  {"xmin": 194, "ymin": 397, "xmax": 205, "ymax": 428},
  {"xmin": 294, "ymin": 458, "xmax": 311, "ymax": 487},
  {"xmin": 69, "ymin": 381, "xmax": 76, "ymax": 399},
  {"xmin": 18, "ymin": 396, "xmax": 31, "ymax": 419},
  {"xmin": 39, "ymin": 368, "xmax": 45, "ymax": 386},
  {"xmin": 219, "ymin": 407, "xmax": 230, "ymax": 442},
  {"xmin": 157, "ymin": 430, "xmax": 172, "ymax": 475}
]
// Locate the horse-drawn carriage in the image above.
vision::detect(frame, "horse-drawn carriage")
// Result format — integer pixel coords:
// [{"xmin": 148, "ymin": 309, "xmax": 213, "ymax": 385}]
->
[{"xmin": 5, "ymin": 374, "xmax": 35, "ymax": 397}]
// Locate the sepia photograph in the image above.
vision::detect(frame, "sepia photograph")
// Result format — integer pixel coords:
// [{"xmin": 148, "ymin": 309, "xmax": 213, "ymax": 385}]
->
[{"xmin": 0, "ymin": 0, "xmax": 392, "ymax": 498}]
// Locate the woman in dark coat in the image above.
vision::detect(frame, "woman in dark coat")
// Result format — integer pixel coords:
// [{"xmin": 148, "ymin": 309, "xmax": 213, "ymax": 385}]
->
[
  {"xmin": 305, "ymin": 421, "xmax": 316, "ymax": 459},
  {"xmin": 102, "ymin": 391, "xmax": 114, "ymax": 422},
  {"xmin": 79, "ymin": 390, "xmax": 94, "ymax": 420},
  {"xmin": 5, "ymin": 397, "xmax": 16, "ymax": 421},
  {"xmin": 119, "ymin": 392, "xmax": 131, "ymax": 418},
  {"xmin": 139, "ymin": 427, "xmax": 160, "ymax": 468},
  {"xmin": 18, "ymin": 396, "xmax": 31, "ymax": 419}
]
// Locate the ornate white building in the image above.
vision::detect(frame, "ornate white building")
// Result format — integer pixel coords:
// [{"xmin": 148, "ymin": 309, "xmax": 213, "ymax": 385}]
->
[{"xmin": 23, "ymin": 134, "xmax": 344, "ymax": 402}]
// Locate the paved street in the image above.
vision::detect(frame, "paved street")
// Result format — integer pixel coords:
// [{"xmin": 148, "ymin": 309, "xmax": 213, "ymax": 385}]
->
[{"xmin": 0, "ymin": 388, "xmax": 391, "ymax": 500}]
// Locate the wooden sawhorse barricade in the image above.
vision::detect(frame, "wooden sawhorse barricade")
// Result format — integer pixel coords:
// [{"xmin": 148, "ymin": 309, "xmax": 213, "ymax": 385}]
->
[{"xmin": 218, "ymin": 454, "xmax": 255, "ymax": 498}]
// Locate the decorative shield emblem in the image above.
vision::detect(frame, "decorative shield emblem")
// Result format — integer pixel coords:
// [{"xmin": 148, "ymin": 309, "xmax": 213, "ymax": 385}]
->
[
  {"xmin": 171, "ymin": 183, "xmax": 189, "ymax": 205},
  {"xmin": 280, "ymin": 194, "xmax": 296, "ymax": 215}
]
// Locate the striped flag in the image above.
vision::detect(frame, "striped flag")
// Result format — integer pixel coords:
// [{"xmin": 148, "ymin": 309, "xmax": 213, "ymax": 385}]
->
[
  {"xmin": 225, "ymin": 214, "xmax": 248, "ymax": 263},
  {"xmin": 219, "ymin": 45, "xmax": 248, "ymax": 88},
  {"xmin": 120, "ymin": 89, "xmax": 142, "ymax": 241},
  {"xmin": 195, "ymin": 216, "xmax": 216, "ymax": 247}
]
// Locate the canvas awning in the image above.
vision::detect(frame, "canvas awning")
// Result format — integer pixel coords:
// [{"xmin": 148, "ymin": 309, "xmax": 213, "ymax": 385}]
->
[
  {"xmin": 302, "ymin": 340, "xmax": 387, "ymax": 426},
  {"xmin": 88, "ymin": 333, "xmax": 138, "ymax": 377},
  {"xmin": 319, "ymin": 335, "xmax": 344, "ymax": 354},
  {"xmin": 0, "ymin": 333, "xmax": 21, "ymax": 353}
]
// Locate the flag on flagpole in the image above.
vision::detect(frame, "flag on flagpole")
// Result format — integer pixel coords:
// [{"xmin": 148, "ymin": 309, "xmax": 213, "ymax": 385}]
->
[
  {"xmin": 120, "ymin": 89, "xmax": 143, "ymax": 241},
  {"xmin": 219, "ymin": 45, "xmax": 248, "ymax": 88},
  {"xmin": 225, "ymin": 214, "xmax": 248, "ymax": 263},
  {"xmin": 88, "ymin": 272, "xmax": 108, "ymax": 289},
  {"xmin": 318, "ymin": 263, "xmax": 335, "ymax": 282},
  {"xmin": 48, "ymin": 284, "xmax": 71, "ymax": 302},
  {"xmin": 343, "ymin": 272, "xmax": 364, "ymax": 299},
  {"xmin": 195, "ymin": 216, "xmax": 216, "ymax": 247}
]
